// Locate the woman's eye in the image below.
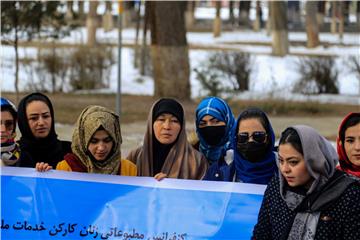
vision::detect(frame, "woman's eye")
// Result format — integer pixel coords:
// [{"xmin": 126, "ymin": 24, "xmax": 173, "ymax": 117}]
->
[
  {"xmin": 104, "ymin": 138, "xmax": 113, "ymax": 143},
  {"xmin": 345, "ymin": 139, "xmax": 354, "ymax": 144},
  {"xmin": 90, "ymin": 139, "xmax": 98, "ymax": 144},
  {"xmin": 289, "ymin": 161, "xmax": 298, "ymax": 166},
  {"xmin": 171, "ymin": 119, "xmax": 179, "ymax": 123}
]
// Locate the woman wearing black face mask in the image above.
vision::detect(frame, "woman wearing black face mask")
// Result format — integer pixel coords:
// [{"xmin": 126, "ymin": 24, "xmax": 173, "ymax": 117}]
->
[
  {"xmin": 195, "ymin": 97, "xmax": 236, "ymax": 181},
  {"xmin": 231, "ymin": 108, "xmax": 277, "ymax": 184}
]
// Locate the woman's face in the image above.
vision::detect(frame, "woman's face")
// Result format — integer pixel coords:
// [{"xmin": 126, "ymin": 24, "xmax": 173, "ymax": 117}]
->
[
  {"xmin": 153, "ymin": 113, "xmax": 181, "ymax": 145},
  {"xmin": 26, "ymin": 101, "xmax": 52, "ymax": 139},
  {"xmin": 344, "ymin": 122, "xmax": 360, "ymax": 166},
  {"xmin": 198, "ymin": 115, "xmax": 226, "ymax": 128},
  {"xmin": 237, "ymin": 118, "xmax": 267, "ymax": 143},
  {"xmin": 88, "ymin": 129, "xmax": 114, "ymax": 161},
  {"xmin": 278, "ymin": 143, "xmax": 313, "ymax": 188},
  {"xmin": 0, "ymin": 111, "xmax": 15, "ymax": 144}
]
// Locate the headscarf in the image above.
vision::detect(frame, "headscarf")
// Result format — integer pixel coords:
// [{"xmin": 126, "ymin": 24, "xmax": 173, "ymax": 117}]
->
[
  {"xmin": 127, "ymin": 98, "xmax": 208, "ymax": 179},
  {"xmin": 279, "ymin": 125, "xmax": 343, "ymax": 240},
  {"xmin": 1, "ymin": 97, "xmax": 20, "ymax": 166},
  {"xmin": 17, "ymin": 92, "xmax": 70, "ymax": 168},
  {"xmin": 232, "ymin": 108, "xmax": 277, "ymax": 184},
  {"xmin": 0, "ymin": 97, "xmax": 17, "ymax": 134},
  {"xmin": 336, "ymin": 112, "xmax": 360, "ymax": 178},
  {"xmin": 195, "ymin": 96, "xmax": 235, "ymax": 164},
  {"xmin": 71, "ymin": 105, "xmax": 122, "ymax": 175}
]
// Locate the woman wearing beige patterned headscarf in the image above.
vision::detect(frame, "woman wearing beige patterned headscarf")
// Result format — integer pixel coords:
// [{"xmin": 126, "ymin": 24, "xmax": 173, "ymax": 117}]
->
[
  {"xmin": 127, "ymin": 98, "xmax": 208, "ymax": 180},
  {"xmin": 55, "ymin": 105, "xmax": 136, "ymax": 176}
]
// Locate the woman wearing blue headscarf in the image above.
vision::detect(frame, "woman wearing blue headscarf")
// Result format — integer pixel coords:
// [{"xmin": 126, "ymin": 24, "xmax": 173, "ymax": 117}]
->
[
  {"xmin": 232, "ymin": 107, "xmax": 277, "ymax": 184},
  {"xmin": 195, "ymin": 97, "xmax": 235, "ymax": 181}
]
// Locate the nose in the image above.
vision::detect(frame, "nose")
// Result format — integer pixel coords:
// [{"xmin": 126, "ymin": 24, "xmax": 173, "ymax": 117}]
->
[
  {"xmin": 281, "ymin": 162, "xmax": 290, "ymax": 173},
  {"xmin": 97, "ymin": 142, "xmax": 106, "ymax": 151},
  {"xmin": 0, "ymin": 123, "xmax": 6, "ymax": 132},
  {"xmin": 355, "ymin": 139, "xmax": 360, "ymax": 151},
  {"xmin": 163, "ymin": 119, "xmax": 171, "ymax": 129},
  {"xmin": 37, "ymin": 116, "xmax": 45, "ymax": 125}
]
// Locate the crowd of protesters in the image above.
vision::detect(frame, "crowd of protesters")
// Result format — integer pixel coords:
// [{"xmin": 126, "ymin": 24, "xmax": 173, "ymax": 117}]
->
[{"xmin": 1, "ymin": 92, "xmax": 359, "ymax": 239}]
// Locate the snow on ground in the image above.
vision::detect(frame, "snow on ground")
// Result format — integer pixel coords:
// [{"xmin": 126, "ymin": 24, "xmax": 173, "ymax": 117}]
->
[{"xmin": 1, "ymin": 6, "xmax": 359, "ymax": 105}]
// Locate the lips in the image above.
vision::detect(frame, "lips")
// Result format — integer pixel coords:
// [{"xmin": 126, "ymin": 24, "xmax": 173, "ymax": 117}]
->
[
  {"xmin": 36, "ymin": 128, "xmax": 48, "ymax": 133},
  {"xmin": 285, "ymin": 176, "xmax": 294, "ymax": 182}
]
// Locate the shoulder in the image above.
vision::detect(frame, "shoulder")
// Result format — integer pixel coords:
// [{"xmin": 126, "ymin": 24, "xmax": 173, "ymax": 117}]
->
[
  {"xmin": 120, "ymin": 159, "xmax": 137, "ymax": 176},
  {"xmin": 126, "ymin": 146, "xmax": 143, "ymax": 164},
  {"xmin": 61, "ymin": 140, "xmax": 72, "ymax": 152},
  {"xmin": 56, "ymin": 160, "xmax": 72, "ymax": 172}
]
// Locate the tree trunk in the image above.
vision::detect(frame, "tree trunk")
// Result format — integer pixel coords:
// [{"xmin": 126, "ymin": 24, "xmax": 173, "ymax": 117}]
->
[
  {"xmin": 103, "ymin": 1, "xmax": 113, "ymax": 32},
  {"xmin": 141, "ymin": 2, "xmax": 150, "ymax": 75},
  {"xmin": 122, "ymin": 2, "xmax": 134, "ymax": 28},
  {"xmin": 87, "ymin": 1, "xmax": 98, "ymax": 46},
  {"xmin": 338, "ymin": 2, "xmax": 344, "ymax": 42},
  {"xmin": 185, "ymin": 1, "xmax": 196, "ymax": 30},
  {"xmin": 213, "ymin": 1, "xmax": 221, "ymax": 37},
  {"xmin": 238, "ymin": 1, "xmax": 251, "ymax": 26},
  {"xmin": 229, "ymin": 1, "xmax": 235, "ymax": 25},
  {"xmin": 66, "ymin": 1, "xmax": 74, "ymax": 21},
  {"xmin": 306, "ymin": 1, "xmax": 320, "ymax": 48},
  {"xmin": 331, "ymin": 1, "xmax": 338, "ymax": 34},
  {"xmin": 134, "ymin": 1, "xmax": 141, "ymax": 68},
  {"xmin": 78, "ymin": 1, "xmax": 85, "ymax": 21},
  {"xmin": 357, "ymin": 1, "xmax": 360, "ymax": 30},
  {"xmin": 270, "ymin": 1, "xmax": 288, "ymax": 56},
  {"xmin": 253, "ymin": 1, "xmax": 261, "ymax": 31},
  {"xmin": 14, "ymin": 27, "xmax": 19, "ymax": 102},
  {"xmin": 149, "ymin": 1, "xmax": 190, "ymax": 100},
  {"xmin": 317, "ymin": 1, "xmax": 326, "ymax": 27}
]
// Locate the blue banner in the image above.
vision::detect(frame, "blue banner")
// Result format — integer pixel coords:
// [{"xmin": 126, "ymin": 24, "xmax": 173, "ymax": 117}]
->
[{"xmin": 1, "ymin": 167, "xmax": 265, "ymax": 240}]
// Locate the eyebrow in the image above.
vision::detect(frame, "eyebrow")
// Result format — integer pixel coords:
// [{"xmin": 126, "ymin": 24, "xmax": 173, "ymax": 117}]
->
[
  {"xmin": 278, "ymin": 154, "xmax": 299, "ymax": 161},
  {"xmin": 28, "ymin": 111, "xmax": 50, "ymax": 116},
  {"xmin": 200, "ymin": 117, "xmax": 217, "ymax": 122}
]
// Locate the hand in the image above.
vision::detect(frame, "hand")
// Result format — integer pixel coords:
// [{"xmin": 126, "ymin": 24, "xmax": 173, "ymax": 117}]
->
[
  {"xmin": 154, "ymin": 172, "xmax": 167, "ymax": 181},
  {"xmin": 35, "ymin": 162, "xmax": 53, "ymax": 172}
]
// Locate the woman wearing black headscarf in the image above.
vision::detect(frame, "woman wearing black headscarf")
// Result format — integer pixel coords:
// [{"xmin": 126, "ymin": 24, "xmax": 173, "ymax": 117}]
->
[
  {"xmin": 17, "ymin": 92, "xmax": 71, "ymax": 169},
  {"xmin": 127, "ymin": 98, "xmax": 208, "ymax": 180}
]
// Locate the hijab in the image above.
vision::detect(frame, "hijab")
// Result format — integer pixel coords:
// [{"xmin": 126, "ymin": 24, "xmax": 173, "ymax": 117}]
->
[
  {"xmin": 71, "ymin": 105, "xmax": 122, "ymax": 174},
  {"xmin": 279, "ymin": 125, "xmax": 353, "ymax": 240},
  {"xmin": 232, "ymin": 108, "xmax": 277, "ymax": 184},
  {"xmin": 127, "ymin": 98, "xmax": 208, "ymax": 179},
  {"xmin": 195, "ymin": 96, "xmax": 235, "ymax": 164},
  {"xmin": 336, "ymin": 112, "xmax": 360, "ymax": 178},
  {"xmin": 17, "ymin": 92, "xmax": 71, "ymax": 168}
]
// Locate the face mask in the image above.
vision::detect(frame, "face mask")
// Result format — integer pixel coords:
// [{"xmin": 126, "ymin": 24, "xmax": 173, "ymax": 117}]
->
[
  {"xmin": 198, "ymin": 125, "xmax": 226, "ymax": 146},
  {"xmin": 237, "ymin": 141, "xmax": 268, "ymax": 163}
]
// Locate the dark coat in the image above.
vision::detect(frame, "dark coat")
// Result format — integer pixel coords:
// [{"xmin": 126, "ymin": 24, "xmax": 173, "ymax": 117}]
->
[{"xmin": 252, "ymin": 171, "xmax": 360, "ymax": 240}]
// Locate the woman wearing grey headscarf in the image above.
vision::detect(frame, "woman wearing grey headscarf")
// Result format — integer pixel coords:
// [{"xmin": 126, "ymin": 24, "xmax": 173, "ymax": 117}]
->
[{"xmin": 252, "ymin": 125, "xmax": 360, "ymax": 240}]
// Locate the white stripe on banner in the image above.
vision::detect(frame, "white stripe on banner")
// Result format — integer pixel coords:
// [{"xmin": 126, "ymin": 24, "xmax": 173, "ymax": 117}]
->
[{"xmin": 1, "ymin": 166, "xmax": 265, "ymax": 240}]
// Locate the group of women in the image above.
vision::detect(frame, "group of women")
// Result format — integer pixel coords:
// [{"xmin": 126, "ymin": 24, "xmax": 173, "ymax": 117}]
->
[{"xmin": 1, "ymin": 92, "xmax": 359, "ymax": 239}]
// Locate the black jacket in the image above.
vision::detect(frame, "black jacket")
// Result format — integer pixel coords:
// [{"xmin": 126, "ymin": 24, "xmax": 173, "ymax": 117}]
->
[{"xmin": 252, "ymin": 171, "xmax": 360, "ymax": 240}]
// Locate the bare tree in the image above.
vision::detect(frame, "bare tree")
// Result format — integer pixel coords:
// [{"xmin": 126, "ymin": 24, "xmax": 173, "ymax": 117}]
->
[
  {"xmin": 317, "ymin": 1, "xmax": 326, "ymax": 27},
  {"xmin": 357, "ymin": 1, "xmax": 360, "ymax": 29},
  {"xmin": 229, "ymin": 1, "xmax": 235, "ymax": 25},
  {"xmin": 185, "ymin": 1, "xmax": 196, "ymax": 30},
  {"xmin": 238, "ymin": 1, "xmax": 251, "ymax": 27},
  {"xmin": 102, "ymin": 1, "xmax": 114, "ymax": 32},
  {"xmin": 148, "ymin": 1, "xmax": 190, "ymax": 99},
  {"xmin": 305, "ymin": 1, "xmax": 320, "ymax": 48},
  {"xmin": 253, "ymin": 1, "xmax": 262, "ymax": 31},
  {"xmin": 270, "ymin": 1, "xmax": 288, "ymax": 56},
  {"xmin": 87, "ymin": 1, "xmax": 98, "ymax": 46},
  {"xmin": 213, "ymin": 1, "xmax": 221, "ymax": 37}
]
